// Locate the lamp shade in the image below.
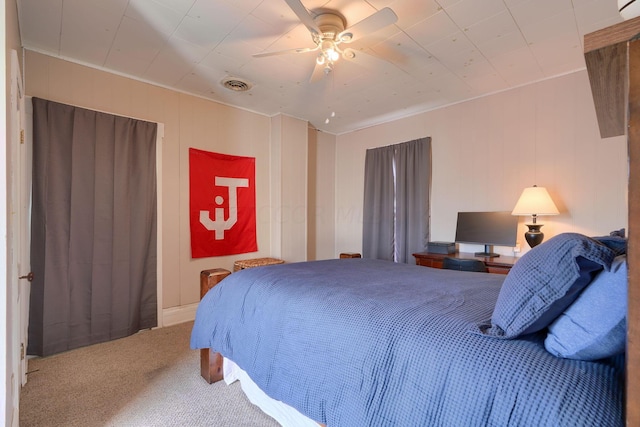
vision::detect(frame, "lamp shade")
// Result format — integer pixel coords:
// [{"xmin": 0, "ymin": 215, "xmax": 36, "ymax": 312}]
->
[{"xmin": 511, "ymin": 186, "xmax": 559, "ymax": 217}]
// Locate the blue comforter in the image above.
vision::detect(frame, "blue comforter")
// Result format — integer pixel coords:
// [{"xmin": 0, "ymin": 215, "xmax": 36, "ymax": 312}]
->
[{"xmin": 190, "ymin": 258, "xmax": 623, "ymax": 426}]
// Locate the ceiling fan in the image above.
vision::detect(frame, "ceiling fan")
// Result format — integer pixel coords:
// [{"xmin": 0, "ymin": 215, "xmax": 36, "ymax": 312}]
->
[{"xmin": 253, "ymin": 0, "xmax": 398, "ymax": 82}]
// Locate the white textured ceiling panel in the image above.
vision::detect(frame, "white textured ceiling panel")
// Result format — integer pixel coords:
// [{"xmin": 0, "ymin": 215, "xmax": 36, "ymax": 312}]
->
[
  {"xmin": 17, "ymin": 0, "xmax": 624, "ymax": 134},
  {"xmin": 17, "ymin": 0, "xmax": 63, "ymax": 53}
]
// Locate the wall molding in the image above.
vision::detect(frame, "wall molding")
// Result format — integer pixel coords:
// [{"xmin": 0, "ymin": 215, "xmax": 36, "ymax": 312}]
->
[{"xmin": 162, "ymin": 303, "xmax": 198, "ymax": 327}]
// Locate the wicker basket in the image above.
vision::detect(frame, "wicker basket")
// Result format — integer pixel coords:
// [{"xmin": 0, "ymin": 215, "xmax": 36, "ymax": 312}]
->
[{"xmin": 233, "ymin": 257, "xmax": 285, "ymax": 272}]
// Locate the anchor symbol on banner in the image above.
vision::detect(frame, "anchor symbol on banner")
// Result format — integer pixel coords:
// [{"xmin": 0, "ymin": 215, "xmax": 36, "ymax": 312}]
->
[{"xmin": 199, "ymin": 176, "xmax": 249, "ymax": 240}]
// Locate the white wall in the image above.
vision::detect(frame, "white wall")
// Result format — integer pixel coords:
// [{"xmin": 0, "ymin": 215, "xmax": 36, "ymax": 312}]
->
[
  {"xmin": 22, "ymin": 50, "xmax": 629, "ymax": 309},
  {"xmin": 308, "ymin": 128, "xmax": 336, "ymax": 260},
  {"xmin": 273, "ymin": 114, "xmax": 309, "ymax": 263},
  {"xmin": 23, "ymin": 50, "xmax": 306, "ymax": 310},
  {"xmin": 334, "ymin": 70, "xmax": 628, "ymax": 258}
]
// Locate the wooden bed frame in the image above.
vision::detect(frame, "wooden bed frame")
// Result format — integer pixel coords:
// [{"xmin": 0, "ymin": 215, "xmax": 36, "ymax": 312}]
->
[
  {"xmin": 583, "ymin": 15, "xmax": 640, "ymax": 425},
  {"xmin": 199, "ymin": 268, "xmax": 328, "ymax": 427},
  {"xmin": 197, "ymin": 17, "xmax": 640, "ymax": 425},
  {"xmin": 199, "ymin": 268, "xmax": 230, "ymax": 384}
]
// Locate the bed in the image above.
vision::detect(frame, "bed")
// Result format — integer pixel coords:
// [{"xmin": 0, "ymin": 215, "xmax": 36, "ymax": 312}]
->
[{"xmin": 190, "ymin": 233, "xmax": 626, "ymax": 426}]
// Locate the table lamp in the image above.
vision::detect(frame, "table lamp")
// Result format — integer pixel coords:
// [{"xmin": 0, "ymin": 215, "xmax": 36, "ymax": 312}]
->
[{"xmin": 511, "ymin": 185, "xmax": 559, "ymax": 248}]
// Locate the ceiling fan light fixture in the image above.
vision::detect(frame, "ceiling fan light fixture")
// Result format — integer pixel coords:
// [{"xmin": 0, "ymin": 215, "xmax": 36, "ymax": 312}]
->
[{"xmin": 318, "ymin": 40, "xmax": 341, "ymax": 64}]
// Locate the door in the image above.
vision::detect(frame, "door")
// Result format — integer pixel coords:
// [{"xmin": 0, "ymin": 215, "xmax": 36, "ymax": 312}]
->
[
  {"xmin": 9, "ymin": 50, "xmax": 31, "ymax": 385},
  {"xmin": 18, "ymin": 89, "xmax": 30, "ymax": 386},
  {"xmin": 7, "ymin": 48, "xmax": 28, "ymax": 425}
]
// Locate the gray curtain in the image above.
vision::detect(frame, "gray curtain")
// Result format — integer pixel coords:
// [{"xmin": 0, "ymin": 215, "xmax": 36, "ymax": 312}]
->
[
  {"xmin": 362, "ymin": 137, "xmax": 431, "ymax": 263},
  {"xmin": 362, "ymin": 146, "xmax": 395, "ymax": 260},
  {"xmin": 28, "ymin": 98, "xmax": 158, "ymax": 356}
]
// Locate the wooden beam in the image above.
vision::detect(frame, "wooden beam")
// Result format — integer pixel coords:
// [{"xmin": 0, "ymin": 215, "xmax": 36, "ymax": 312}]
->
[
  {"xmin": 584, "ymin": 18, "xmax": 640, "ymax": 425},
  {"xmin": 627, "ymin": 38, "xmax": 640, "ymax": 427},
  {"xmin": 584, "ymin": 42, "xmax": 628, "ymax": 138},
  {"xmin": 585, "ymin": 15, "xmax": 640, "ymax": 53},
  {"xmin": 583, "ymin": 17, "xmax": 640, "ymax": 138}
]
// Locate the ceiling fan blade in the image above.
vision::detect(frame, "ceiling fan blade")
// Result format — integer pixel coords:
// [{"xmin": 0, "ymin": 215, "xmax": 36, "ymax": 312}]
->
[
  {"xmin": 253, "ymin": 46, "xmax": 318, "ymax": 58},
  {"xmin": 338, "ymin": 7, "xmax": 398, "ymax": 43},
  {"xmin": 285, "ymin": 0, "xmax": 322, "ymax": 36},
  {"xmin": 342, "ymin": 48, "xmax": 395, "ymax": 72}
]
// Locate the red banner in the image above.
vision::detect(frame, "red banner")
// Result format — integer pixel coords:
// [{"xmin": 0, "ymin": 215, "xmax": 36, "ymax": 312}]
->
[{"xmin": 189, "ymin": 148, "xmax": 257, "ymax": 258}]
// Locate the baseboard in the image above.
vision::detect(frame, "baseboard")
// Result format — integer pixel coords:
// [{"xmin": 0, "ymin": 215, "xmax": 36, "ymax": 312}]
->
[{"xmin": 162, "ymin": 302, "xmax": 199, "ymax": 327}]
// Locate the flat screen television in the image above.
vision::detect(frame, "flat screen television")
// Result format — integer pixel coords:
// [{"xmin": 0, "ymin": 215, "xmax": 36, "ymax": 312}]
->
[{"xmin": 454, "ymin": 211, "xmax": 519, "ymax": 257}]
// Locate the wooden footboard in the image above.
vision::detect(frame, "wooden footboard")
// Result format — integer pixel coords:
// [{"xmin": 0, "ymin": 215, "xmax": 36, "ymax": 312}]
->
[
  {"xmin": 200, "ymin": 348, "xmax": 223, "ymax": 384},
  {"xmin": 199, "ymin": 268, "xmax": 231, "ymax": 384},
  {"xmin": 197, "ymin": 267, "xmax": 334, "ymax": 427}
]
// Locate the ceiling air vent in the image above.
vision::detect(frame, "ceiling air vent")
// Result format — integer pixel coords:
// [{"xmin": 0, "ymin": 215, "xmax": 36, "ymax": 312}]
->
[{"xmin": 221, "ymin": 77, "xmax": 253, "ymax": 92}]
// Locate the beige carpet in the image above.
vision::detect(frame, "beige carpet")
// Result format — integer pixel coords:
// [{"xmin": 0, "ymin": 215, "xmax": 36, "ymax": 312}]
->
[{"xmin": 19, "ymin": 322, "xmax": 280, "ymax": 427}]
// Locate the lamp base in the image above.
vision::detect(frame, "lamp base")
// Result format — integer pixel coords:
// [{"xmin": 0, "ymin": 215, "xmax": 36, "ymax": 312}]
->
[{"xmin": 524, "ymin": 224, "xmax": 544, "ymax": 248}]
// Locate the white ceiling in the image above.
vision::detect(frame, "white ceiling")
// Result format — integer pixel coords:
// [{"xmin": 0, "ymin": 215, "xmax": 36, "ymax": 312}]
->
[{"xmin": 16, "ymin": 0, "xmax": 623, "ymax": 135}]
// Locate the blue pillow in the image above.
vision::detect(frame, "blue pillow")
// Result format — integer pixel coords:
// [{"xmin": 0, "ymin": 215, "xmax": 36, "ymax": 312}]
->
[
  {"xmin": 592, "ymin": 233, "xmax": 627, "ymax": 256},
  {"xmin": 544, "ymin": 255, "xmax": 627, "ymax": 360},
  {"xmin": 474, "ymin": 233, "xmax": 615, "ymax": 339}
]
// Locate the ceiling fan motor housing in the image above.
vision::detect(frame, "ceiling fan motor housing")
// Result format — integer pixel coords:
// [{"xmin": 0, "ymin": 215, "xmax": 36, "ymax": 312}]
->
[{"xmin": 313, "ymin": 13, "xmax": 346, "ymax": 42}]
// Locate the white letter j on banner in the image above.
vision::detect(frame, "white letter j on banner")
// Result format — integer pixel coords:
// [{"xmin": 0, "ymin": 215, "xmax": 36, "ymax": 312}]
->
[{"xmin": 199, "ymin": 176, "xmax": 249, "ymax": 240}]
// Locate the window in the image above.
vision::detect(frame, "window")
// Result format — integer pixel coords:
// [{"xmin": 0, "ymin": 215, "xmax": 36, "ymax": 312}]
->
[{"xmin": 362, "ymin": 137, "xmax": 431, "ymax": 263}]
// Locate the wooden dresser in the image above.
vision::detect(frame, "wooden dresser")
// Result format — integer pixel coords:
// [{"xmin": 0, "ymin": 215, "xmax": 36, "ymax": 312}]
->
[{"xmin": 413, "ymin": 252, "xmax": 518, "ymax": 275}]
